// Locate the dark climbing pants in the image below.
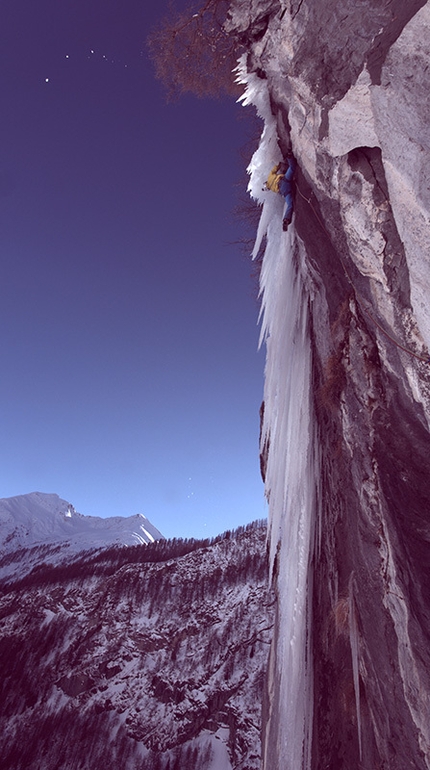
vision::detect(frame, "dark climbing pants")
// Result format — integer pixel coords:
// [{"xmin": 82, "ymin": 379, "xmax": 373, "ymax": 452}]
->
[{"xmin": 279, "ymin": 161, "xmax": 296, "ymax": 223}]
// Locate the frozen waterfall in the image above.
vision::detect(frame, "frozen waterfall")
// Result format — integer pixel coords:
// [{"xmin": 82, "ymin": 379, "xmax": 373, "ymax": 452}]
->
[{"xmin": 239, "ymin": 63, "xmax": 319, "ymax": 770}]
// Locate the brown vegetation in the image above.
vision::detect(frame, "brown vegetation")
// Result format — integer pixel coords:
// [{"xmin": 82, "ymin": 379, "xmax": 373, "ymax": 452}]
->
[{"xmin": 147, "ymin": 0, "xmax": 243, "ymax": 99}]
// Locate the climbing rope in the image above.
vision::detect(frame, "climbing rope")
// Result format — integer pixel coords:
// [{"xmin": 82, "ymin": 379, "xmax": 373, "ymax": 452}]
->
[{"xmin": 294, "ymin": 182, "xmax": 430, "ymax": 365}]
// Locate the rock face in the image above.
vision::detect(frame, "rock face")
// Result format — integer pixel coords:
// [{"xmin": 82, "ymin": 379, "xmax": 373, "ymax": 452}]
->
[
  {"xmin": 227, "ymin": 1, "xmax": 430, "ymax": 768},
  {"xmin": 0, "ymin": 520, "xmax": 272, "ymax": 770}
]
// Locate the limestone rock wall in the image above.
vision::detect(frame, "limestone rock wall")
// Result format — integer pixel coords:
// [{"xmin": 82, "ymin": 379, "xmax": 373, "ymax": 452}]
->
[{"xmin": 229, "ymin": 1, "xmax": 430, "ymax": 768}]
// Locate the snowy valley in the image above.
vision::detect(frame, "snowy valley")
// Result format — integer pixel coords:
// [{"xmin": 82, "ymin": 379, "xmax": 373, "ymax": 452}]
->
[{"xmin": 0, "ymin": 494, "xmax": 272, "ymax": 770}]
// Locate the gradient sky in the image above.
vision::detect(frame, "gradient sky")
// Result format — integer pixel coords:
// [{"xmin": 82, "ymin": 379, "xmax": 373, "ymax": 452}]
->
[{"xmin": 0, "ymin": 0, "xmax": 266, "ymax": 539}]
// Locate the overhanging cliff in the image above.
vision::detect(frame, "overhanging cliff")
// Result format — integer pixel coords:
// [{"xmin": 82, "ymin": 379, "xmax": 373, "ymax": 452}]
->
[{"xmin": 227, "ymin": 1, "xmax": 430, "ymax": 768}]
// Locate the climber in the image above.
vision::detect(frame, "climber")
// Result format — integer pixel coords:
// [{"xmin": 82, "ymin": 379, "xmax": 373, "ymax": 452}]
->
[{"xmin": 265, "ymin": 151, "xmax": 297, "ymax": 231}]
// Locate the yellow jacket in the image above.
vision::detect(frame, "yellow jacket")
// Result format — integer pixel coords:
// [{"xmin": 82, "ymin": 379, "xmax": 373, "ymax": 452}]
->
[{"xmin": 266, "ymin": 164, "xmax": 284, "ymax": 193}]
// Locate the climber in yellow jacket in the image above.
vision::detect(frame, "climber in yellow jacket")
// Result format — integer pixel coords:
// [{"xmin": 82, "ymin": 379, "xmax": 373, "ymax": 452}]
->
[{"xmin": 266, "ymin": 151, "xmax": 297, "ymax": 231}]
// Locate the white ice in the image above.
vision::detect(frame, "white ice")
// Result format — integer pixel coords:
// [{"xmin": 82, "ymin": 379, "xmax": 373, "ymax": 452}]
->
[{"xmin": 237, "ymin": 56, "xmax": 318, "ymax": 770}]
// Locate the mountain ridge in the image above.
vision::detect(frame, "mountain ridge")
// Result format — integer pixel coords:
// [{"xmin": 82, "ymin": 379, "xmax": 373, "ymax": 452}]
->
[{"xmin": 0, "ymin": 491, "xmax": 163, "ymax": 553}]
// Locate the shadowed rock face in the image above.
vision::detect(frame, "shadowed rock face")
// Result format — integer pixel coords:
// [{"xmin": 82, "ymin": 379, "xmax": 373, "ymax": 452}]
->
[{"xmin": 229, "ymin": 1, "xmax": 430, "ymax": 768}]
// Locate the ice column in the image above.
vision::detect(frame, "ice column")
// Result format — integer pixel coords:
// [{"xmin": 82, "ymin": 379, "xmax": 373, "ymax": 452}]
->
[{"xmin": 238, "ymin": 58, "xmax": 318, "ymax": 769}]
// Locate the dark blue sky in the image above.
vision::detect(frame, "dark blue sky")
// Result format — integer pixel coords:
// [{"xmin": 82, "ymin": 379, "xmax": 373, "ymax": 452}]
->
[{"xmin": 0, "ymin": 0, "xmax": 265, "ymax": 538}]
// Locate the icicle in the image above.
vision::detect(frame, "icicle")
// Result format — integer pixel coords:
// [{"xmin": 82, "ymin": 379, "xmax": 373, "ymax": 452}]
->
[
  {"xmin": 237, "ymin": 57, "xmax": 318, "ymax": 770},
  {"xmin": 235, "ymin": 56, "xmax": 283, "ymax": 259}
]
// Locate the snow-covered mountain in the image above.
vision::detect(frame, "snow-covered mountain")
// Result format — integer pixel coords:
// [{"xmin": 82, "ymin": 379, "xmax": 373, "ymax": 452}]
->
[
  {"xmin": 0, "ymin": 492, "xmax": 163, "ymax": 553},
  {"xmin": 0, "ymin": 492, "xmax": 164, "ymax": 584},
  {"xmin": 0, "ymin": 517, "xmax": 272, "ymax": 770}
]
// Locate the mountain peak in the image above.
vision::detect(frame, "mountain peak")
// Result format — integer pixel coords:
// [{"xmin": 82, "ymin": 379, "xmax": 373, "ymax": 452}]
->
[{"xmin": 0, "ymin": 492, "xmax": 164, "ymax": 556}]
